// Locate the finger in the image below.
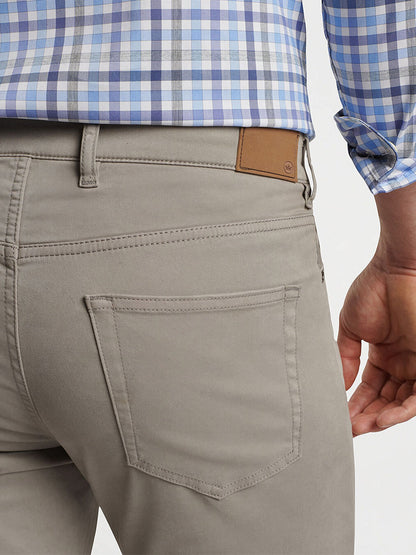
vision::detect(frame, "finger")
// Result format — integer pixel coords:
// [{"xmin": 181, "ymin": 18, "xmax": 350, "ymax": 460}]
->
[
  {"xmin": 351, "ymin": 412, "xmax": 384, "ymax": 436},
  {"xmin": 379, "ymin": 374, "xmax": 404, "ymax": 402},
  {"xmin": 351, "ymin": 397, "xmax": 401, "ymax": 435},
  {"xmin": 396, "ymin": 380, "xmax": 415, "ymax": 403},
  {"xmin": 376, "ymin": 388, "xmax": 416, "ymax": 428},
  {"xmin": 361, "ymin": 360, "xmax": 390, "ymax": 390},
  {"xmin": 370, "ymin": 346, "xmax": 416, "ymax": 382},
  {"xmin": 337, "ymin": 310, "xmax": 362, "ymax": 390},
  {"xmin": 349, "ymin": 381, "xmax": 416, "ymax": 435},
  {"xmin": 347, "ymin": 361, "xmax": 389, "ymax": 419}
]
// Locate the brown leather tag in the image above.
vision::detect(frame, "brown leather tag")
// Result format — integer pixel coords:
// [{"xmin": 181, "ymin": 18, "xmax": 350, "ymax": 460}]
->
[{"xmin": 235, "ymin": 127, "xmax": 299, "ymax": 182}]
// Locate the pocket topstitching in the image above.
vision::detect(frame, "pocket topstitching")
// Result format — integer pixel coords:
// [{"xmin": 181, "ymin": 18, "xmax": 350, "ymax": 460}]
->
[{"xmin": 84, "ymin": 284, "xmax": 302, "ymax": 499}]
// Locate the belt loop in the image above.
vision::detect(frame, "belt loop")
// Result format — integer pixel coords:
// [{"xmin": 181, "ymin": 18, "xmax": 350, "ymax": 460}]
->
[
  {"xmin": 303, "ymin": 136, "xmax": 317, "ymax": 209},
  {"xmin": 79, "ymin": 124, "xmax": 100, "ymax": 188}
]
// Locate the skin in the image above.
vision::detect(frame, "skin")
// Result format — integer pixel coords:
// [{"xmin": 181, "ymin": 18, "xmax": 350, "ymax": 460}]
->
[{"xmin": 338, "ymin": 181, "xmax": 416, "ymax": 437}]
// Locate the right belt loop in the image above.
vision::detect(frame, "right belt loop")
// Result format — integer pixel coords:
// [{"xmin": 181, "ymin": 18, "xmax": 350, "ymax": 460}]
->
[
  {"xmin": 79, "ymin": 124, "xmax": 100, "ymax": 188},
  {"xmin": 303, "ymin": 136, "xmax": 317, "ymax": 209}
]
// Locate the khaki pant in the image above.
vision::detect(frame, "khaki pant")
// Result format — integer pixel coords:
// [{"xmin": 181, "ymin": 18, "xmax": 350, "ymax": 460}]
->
[{"xmin": 0, "ymin": 120, "xmax": 355, "ymax": 555}]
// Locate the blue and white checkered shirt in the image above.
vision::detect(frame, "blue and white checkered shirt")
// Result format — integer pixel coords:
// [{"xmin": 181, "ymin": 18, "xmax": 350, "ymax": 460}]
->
[{"xmin": 0, "ymin": 1, "xmax": 415, "ymax": 195}]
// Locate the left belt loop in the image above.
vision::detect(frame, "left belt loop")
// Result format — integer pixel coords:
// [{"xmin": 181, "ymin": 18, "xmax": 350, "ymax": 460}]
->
[{"xmin": 79, "ymin": 124, "xmax": 100, "ymax": 188}]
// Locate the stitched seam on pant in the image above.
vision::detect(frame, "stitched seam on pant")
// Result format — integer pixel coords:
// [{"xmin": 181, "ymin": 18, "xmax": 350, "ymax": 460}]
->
[
  {"xmin": 3, "ymin": 157, "xmax": 52, "ymax": 434},
  {"xmin": 85, "ymin": 305, "xmax": 137, "ymax": 462},
  {"xmin": 111, "ymin": 306, "xmax": 141, "ymax": 460},
  {"xmin": 19, "ymin": 224, "xmax": 316, "ymax": 260},
  {"xmin": 0, "ymin": 153, "xmax": 236, "ymax": 168},
  {"xmin": 91, "ymin": 298, "xmax": 286, "ymax": 313},
  {"xmin": 293, "ymin": 293, "xmax": 303, "ymax": 456},
  {"xmin": 128, "ymin": 448, "xmax": 298, "ymax": 497},
  {"xmin": 286, "ymin": 292, "xmax": 302, "ymax": 460},
  {"xmin": 90, "ymin": 287, "xmax": 290, "ymax": 304},
  {"xmin": 90, "ymin": 288, "xmax": 303, "ymax": 499},
  {"xmin": 18, "ymin": 217, "xmax": 316, "ymax": 260},
  {"xmin": 20, "ymin": 214, "xmax": 314, "ymax": 248}
]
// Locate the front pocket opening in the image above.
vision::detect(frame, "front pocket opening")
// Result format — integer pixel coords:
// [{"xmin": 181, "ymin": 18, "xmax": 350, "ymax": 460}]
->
[{"xmin": 84, "ymin": 284, "xmax": 302, "ymax": 500}]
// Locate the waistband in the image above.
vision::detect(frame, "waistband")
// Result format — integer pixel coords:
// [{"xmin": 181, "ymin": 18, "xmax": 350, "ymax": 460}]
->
[{"xmin": 0, "ymin": 119, "xmax": 317, "ymax": 208}]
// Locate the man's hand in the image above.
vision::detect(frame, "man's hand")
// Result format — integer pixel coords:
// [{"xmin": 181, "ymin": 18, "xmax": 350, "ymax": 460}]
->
[
  {"xmin": 338, "ymin": 182, "xmax": 416, "ymax": 437},
  {"xmin": 338, "ymin": 257, "xmax": 416, "ymax": 437}
]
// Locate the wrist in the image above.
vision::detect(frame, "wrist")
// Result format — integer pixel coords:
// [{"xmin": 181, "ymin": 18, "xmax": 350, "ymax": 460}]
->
[
  {"xmin": 374, "ymin": 181, "xmax": 416, "ymax": 270},
  {"xmin": 373, "ymin": 236, "xmax": 416, "ymax": 276}
]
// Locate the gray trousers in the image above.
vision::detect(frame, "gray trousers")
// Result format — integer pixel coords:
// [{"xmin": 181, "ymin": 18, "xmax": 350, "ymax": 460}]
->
[{"xmin": 0, "ymin": 119, "xmax": 354, "ymax": 554}]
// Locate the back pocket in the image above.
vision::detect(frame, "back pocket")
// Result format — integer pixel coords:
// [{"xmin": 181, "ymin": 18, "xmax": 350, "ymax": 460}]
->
[{"xmin": 84, "ymin": 284, "xmax": 302, "ymax": 500}]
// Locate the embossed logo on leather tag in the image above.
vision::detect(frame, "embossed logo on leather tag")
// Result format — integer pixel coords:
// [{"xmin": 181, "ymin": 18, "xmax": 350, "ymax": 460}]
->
[{"xmin": 235, "ymin": 127, "xmax": 299, "ymax": 182}]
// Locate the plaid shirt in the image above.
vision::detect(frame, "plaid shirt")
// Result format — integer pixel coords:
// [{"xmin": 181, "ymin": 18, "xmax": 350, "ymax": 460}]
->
[{"xmin": 0, "ymin": 1, "xmax": 415, "ymax": 195}]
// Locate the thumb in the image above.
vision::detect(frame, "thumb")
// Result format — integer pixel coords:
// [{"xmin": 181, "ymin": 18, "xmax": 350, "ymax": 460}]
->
[{"xmin": 337, "ymin": 308, "xmax": 362, "ymax": 391}]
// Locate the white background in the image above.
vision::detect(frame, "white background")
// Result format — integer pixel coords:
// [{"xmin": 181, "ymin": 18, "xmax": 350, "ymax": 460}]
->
[{"xmin": 92, "ymin": 2, "xmax": 416, "ymax": 553}]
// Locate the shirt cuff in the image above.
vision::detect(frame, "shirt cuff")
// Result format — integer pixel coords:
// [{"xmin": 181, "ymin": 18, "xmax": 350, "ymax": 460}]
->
[{"xmin": 333, "ymin": 109, "xmax": 416, "ymax": 195}]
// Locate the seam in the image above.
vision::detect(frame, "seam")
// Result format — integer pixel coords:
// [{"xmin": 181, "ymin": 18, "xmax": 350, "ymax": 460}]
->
[
  {"xmin": 81, "ymin": 128, "xmax": 87, "ymax": 177},
  {"xmin": 283, "ymin": 292, "xmax": 291, "ymax": 448},
  {"xmin": 20, "ymin": 215, "xmax": 313, "ymax": 249},
  {"xmin": 18, "ymin": 216, "xmax": 315, "ymax": 260},
  {"xmin": 19, "ymin": 223, "xmax": 315, "ymax": 259},
  {"xmin": 80, "ymin": 126, "xmax": 99, "ymax": 186},
  {"xmin": 0, "ymin": 153, "xmax": 235, "ymax": 168},
  {"xmin": 294, "ymin": 293, "xmax": 303, "ymax": 455},
  {"xmin": 85, "ymin": 306, "xmax": 134, "ymax": 460},
  {"xmin": 3, "ymin": 157, "xmax": 53, "ymax": 435},
  {"xmin": 91, "ymin": 298, "xmax": 286, "ymax": 313},
  {"xmin": 111, "ymin": 306, "xmax": 141, "ymax": 459},
  {"xmin": 0, "ymin": 241, "xmax": 18, "ymax": 248},
  {"xmin": 90, "ymin": 288, "xmax": 292, "ymax": 303},
  {"xmin": 90, "ymin": 284, "xmax": 303, "ymax": 498},
  {"xmin": 282, "ymin": 292, "xmax": 303, "ymax": 460},
  {"xmin": 96, "ymin": 157, "xmax": 233, "ymax": 166},
  {"xmin": 4, "ymin": 159, "xmax": 20, "ymax": 244},
  {"xmin": 238, "ymin": 166, "xmax": 291, "ymax": 179},
  {"xmin": 290, "ymin": 293, "xmax": 303, "ymax": 456},
  {"xmin": 129, "ymin": 446, "xmax": 297, "ymax": 493},
  {"xmin": 0, "ymin": 154, "xmax": 77, "ymax": 161},
  {"xmin": 285, "ymin": 294, "xmax": 296, "ymax": 454},
  {"xmin": 80, "ymin": 179, "xmax": 97, "ymax": 185}
]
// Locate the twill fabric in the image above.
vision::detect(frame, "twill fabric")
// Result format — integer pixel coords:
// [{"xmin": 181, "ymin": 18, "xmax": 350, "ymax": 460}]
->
[
  {"xmin": 0, "ymin": 1, "xmax": 415, "ymax": 194},
  {"xmin": 0, "ymin": 120, "xmax": 355, "ymax": 554}
]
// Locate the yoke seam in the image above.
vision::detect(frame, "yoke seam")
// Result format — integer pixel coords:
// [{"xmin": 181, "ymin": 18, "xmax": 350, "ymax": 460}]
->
[
  {"xmin": 20, "ymin": 214, "xmax": 314, "ymax": 249},
  {"xmin": 18, "ymin": 222, "xmax": 316, "ymax": 259}
]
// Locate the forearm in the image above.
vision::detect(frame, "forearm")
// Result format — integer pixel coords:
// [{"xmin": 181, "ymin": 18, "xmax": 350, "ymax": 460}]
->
[{"xmin": 374, "ymin": 182, "xmax": 416, "ymax": 269}]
